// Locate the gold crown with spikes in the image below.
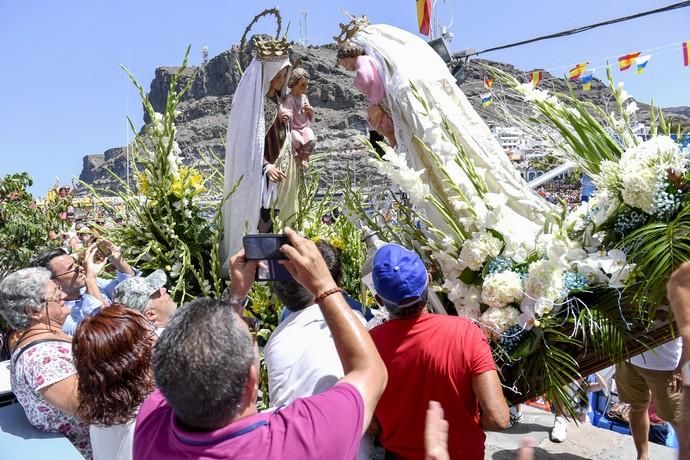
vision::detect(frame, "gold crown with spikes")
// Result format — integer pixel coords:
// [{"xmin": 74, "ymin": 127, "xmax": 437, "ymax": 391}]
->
[
  {"xmin": 253, "ymin": 36, "xmax": 292, "ymax": 62},
  {"xmin": 333, "ymin": 15, "xmax": 370, "ymax": 47}
]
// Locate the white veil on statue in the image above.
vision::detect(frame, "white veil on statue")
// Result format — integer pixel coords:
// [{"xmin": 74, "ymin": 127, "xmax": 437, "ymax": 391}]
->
[
  {"xmin": 221, "ymin": 54, "xmax": 291, "ymax": 268},
  {"xmin": 349, "ymin": 23, "xmax": 552, "ymax": 228}
]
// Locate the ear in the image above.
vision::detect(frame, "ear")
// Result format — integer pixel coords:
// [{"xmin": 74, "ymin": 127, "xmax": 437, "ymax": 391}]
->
[
  {"xmin": 144, "ymin": 309, "xmax": 157, "ymax": 321},
  {"xmin": 25, "ymin": 305, "xmax": 43, "ymax": 321},
  {"xmin": 245, "ymin": 363, "xmax": 259, "ymax": 406}
]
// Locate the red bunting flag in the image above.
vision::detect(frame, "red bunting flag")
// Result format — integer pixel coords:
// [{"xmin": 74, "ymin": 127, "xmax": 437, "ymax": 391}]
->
[
  {"xmin": 484, "ymin": 77, "xmax": 494, "ymax": 90},
  {"xmin": 683, "ymin": 41, "xmax": 690, "ymax": 67},
  {"xmin": 618, "ymin": 52, "xmax": 641, "ymax": 71},
  {"xmin": 530, "ymin": 70, "xmax": 543, "ymax": 86},
  {"xmin": 417, "ymin": 0, "xmax": 432, "ymax": 37},
  {"xmin": 568, "ymin": 62, "xmax": 588, "ymax": 81}
]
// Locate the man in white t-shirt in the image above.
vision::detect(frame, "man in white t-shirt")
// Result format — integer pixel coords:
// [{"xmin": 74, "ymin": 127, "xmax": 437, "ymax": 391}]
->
[
  {"xmin": 616, "ymin": 338, "xmax": 683, "ymax": 460},
  {"xmin": 264, "ymin": 241, "xmax": 373, "ymax": 459}
]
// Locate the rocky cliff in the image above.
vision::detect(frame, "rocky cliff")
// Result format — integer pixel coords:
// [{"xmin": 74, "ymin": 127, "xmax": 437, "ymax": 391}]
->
[{"xmin": 79, "ymin": 42, "xmax": 690, "ymax": 192}]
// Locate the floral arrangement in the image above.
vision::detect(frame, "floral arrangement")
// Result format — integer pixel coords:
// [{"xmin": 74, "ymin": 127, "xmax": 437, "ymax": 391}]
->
[
  {"xmin": 507, "ymin": 66, "xmax": 690, "ymax": 318},
  {"xmin": 82, "ymin": 47, "xmax": 233, "ymax": 303},
  {"xmin": 342, "ymin": 74, "xmax": 687, "ymax": 412}
]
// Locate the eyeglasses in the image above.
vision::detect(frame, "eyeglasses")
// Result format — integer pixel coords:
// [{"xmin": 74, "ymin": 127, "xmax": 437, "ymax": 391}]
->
[
  {"xmin": 41, "ymin": 286, "xmax": 63, "ymax": 304},
  {"xmin": 50, "ymin": 264, "xmax": 83, "ymax": 279}
]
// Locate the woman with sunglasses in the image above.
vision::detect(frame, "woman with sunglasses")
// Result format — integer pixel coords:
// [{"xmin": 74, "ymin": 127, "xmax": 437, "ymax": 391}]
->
[
  {"xmin": 72, "ymin": 305, "xmax": 156, "ymax": 460},
  {"xmin": 0, "ymin": 267, "xmax": 91, "ymax": 458}
]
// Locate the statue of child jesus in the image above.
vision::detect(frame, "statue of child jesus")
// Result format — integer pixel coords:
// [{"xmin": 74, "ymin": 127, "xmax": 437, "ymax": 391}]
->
[{"xmin": 282, "ymin": 67, "xmax": 316, "ymax": 168}]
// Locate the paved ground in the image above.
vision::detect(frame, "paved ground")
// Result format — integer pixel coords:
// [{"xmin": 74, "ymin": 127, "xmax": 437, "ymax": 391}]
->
[{"xmin": 485, "ymin": 405, "xmax": 676, "ymax": 459}]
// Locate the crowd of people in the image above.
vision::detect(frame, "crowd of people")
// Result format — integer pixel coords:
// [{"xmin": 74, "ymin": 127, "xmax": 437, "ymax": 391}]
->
[{"xmin": 0, "ymin": 226, "xmax": 688, "ymax": 460}]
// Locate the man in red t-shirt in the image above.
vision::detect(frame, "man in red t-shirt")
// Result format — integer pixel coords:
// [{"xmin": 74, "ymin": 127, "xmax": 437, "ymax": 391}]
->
[{"xmin": 370, "ymin": 244, "xmax": 509, "ymax": 460}]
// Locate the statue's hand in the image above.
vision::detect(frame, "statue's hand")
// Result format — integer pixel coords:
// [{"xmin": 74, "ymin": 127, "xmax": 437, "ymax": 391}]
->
[
  {"xmin": 367, "ymin": 105, "xmax": 384, "ymax": 127},
  {"xmin": 266, "ymin": 165, "xmax": 286, "ymax": 183}
]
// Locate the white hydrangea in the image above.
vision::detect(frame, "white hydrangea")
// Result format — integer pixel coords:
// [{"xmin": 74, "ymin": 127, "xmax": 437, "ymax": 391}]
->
[
  {"xmin": 524, "ymin": 259, "xmax": 564, "ymax": 302},
  {"xmin": 620, "ymin": 168, "xmax": 657, "ymax": 213},
  {"xmin": 617, "ymin": 136, "xmax": 686, "ymax": 213},
  {"xmin": 481, "ymin": 270, "xmax": 523, "ymax": 309},
  {"xmin": 480, "ymin": 306, "xmax": 520, "ymax": 335},
  {"xmin": 459, "ymin": 232, "xmax": 503, "ymax": 271}
]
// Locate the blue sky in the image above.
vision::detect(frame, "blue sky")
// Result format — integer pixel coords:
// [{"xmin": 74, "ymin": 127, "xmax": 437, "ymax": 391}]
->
[{"xmin": 1, "ymin": 0, "xmax": 688, "ymax": 196}]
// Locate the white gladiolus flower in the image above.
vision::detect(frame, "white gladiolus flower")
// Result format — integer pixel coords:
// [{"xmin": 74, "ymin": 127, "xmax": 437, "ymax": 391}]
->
[
  {"xmin": 433, "ymin": 250, "xmax": 464, "ymax": 280},
  {"xmin": 481, "ymin": 270, "xmax": 523, "ymax": 309},
  {"xmin": 444, "ymin": 279, "xmax": 481, "ymax": 318},
  {"xmin": 625, "ymin": 101, "xmax": 638, "ymax": 116},
  {"xmin": 588, "ymin": 191, "xmax": 620, "ymax": 226}
]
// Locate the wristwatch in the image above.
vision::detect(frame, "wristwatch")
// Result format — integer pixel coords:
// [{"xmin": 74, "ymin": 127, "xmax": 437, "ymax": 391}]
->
[{"xmin": 682, "ymin": 361, "xmax": 690, "ymax": 387}]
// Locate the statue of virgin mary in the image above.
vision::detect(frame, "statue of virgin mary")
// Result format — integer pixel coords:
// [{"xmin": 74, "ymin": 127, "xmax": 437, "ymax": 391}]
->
[
  {"xmin": 335, "ymin": 18, "xmax": 552, "ymax": 237},
  {"xmin": 221, "ymin": 37, "xmax": 299, "ymax": 266}
]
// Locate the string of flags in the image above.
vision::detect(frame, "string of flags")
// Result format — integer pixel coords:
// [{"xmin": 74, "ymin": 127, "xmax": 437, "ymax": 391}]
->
[{"xmin": 478, "ymin": 40, "xmax": 689, "ymax": 108}]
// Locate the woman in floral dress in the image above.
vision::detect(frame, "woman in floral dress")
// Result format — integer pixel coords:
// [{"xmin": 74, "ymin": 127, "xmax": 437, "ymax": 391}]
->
[{"xmin": 0, "ymin": 267, "xmax": 91, "ymax": 458}]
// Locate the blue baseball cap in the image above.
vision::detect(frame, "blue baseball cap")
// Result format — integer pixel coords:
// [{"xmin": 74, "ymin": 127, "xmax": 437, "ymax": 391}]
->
[{"xmin": 372, "ymin": 244, "xmax": 428, "ymax": 308}]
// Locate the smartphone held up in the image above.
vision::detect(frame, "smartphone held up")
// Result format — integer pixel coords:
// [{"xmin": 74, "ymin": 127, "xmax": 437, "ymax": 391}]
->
[{"xmin": 243, "ymin": 234, "xmax": 292, "ymax": 282}]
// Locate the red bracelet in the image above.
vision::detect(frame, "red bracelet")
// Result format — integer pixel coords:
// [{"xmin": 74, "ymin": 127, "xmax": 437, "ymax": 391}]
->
[{"xmin": 314, "ymin": 287, "xmax": 343, "ymax": 303}]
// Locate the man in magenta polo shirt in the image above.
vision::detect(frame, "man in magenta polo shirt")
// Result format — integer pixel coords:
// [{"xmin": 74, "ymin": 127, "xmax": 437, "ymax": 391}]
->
[{"xmin": 132, "ymin": 228, "xmax": 387, "ymax": 460}]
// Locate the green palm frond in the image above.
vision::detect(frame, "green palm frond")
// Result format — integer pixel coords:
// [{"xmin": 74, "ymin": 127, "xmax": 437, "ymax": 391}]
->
[{"xmin": 622, "ymin": 205, "xmax": 690, "ymax": 317}]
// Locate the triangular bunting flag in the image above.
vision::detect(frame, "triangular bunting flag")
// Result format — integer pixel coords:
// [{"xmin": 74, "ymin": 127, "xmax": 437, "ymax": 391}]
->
[
  {"xmin": 417, "ymin": 0, "xmax": 432, "ymax": 37},
  {"xmin": 636, "ymin": 55, "xmax": 652, "ymax": 75},
  {"xmin": 484, "ymin": 77, "xmax": 494, "ymax": 90},
  {"xmin": 568, "ymin": 62, "xmax": 589, "ymax": 81},
  {"xmin": 530, "ymin": 70, "xmax": 543, "ymax": 87},
  {"xmin": 581, "ymin": 68, "xmax": 595, "ymax": 91},
  {"xmin": 618, "ymin": 52, "xmax": 641, "ymax": 71}
]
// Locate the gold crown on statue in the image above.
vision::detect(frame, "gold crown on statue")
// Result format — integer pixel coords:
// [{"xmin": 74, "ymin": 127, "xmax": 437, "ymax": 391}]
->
[
  {"xmin": 254, "ymin": 36, "xmax": 292, "ymax": 62},
  {"xmin": 333, "ymin": 15, "xmax": 369, "ymax": 46}
]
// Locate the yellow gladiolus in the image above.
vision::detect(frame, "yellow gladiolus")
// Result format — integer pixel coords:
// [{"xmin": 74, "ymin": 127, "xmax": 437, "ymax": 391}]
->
[
  {"xmin": 189, "ymin": 170, "xmax": 205, "ymax": 195},
  {"xmin": 329, "ymin": 236, "xmax": 345, "ymax": 250},
  {"xmin": 170, "ymin": 179, "xmax": 184, "ymax": 198},
  {"xmin": 138, "ymin": 173, "xmax": 151, "ymax": 195}
]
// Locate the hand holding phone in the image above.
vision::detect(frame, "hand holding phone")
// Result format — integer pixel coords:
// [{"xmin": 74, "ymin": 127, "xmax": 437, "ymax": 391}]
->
[
  {"xmin": 243, "ymin": 234, "xmax": 288, "ymax": 260},
  {"xmin": 243, "ymin": 234, "xmax": 292, "ymax": 281},
  {"xmin": 96, "ymin": 240, "xmax": 112, "ymax": 259}
]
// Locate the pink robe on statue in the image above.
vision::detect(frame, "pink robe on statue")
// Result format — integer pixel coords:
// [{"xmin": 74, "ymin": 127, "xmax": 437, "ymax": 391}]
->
[
  {"xmin": 353, "ymin": 55, "xmax": 395, "ymax": 138},
  {"xmin": 282, "ymin": 93, "xmax": 315, "ymax": 150}
]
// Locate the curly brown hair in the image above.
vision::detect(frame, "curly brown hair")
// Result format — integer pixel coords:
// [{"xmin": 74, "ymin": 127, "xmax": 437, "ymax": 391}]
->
[
  {"xmin": 72, "ymin": 304, "xmax": 156, "ymax": 425},
  {"xmin": 336, "ymin": 42, "xmax": 365, "ymax": 60}
]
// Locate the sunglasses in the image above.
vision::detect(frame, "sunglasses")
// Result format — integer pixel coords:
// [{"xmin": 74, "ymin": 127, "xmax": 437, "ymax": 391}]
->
[{"xmin": 51, "ymin": 264, "xmax": 83, "ymax": 280}]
